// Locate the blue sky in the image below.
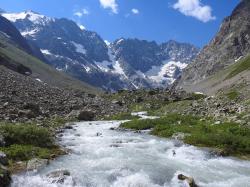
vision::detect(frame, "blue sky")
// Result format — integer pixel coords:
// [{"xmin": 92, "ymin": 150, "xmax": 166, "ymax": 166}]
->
[{"xmin": 1, "ymin": 0, "xmax": 240, "ymax": 47}]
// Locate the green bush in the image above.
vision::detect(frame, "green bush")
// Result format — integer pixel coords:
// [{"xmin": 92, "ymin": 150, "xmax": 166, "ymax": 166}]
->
[{"xmin": 0, "ymin": 123, "xmax": 54, "ymax": 148}]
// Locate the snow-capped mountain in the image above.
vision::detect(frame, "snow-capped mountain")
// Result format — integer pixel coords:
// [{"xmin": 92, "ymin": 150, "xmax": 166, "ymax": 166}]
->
[{"xmin": 2, "ymin": 11, "xmax": 199, "ymax": 90}]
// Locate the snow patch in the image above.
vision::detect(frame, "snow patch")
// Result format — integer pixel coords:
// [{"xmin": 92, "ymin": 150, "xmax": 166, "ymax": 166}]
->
[
  {"xmin": 71, "ymin": 41, "xmax": 87, "ymax": 55},
  {"xmin": 145, "ymin": 61, "xmax": 188, "ymax": 85},
  {"xmin": 35, "ymin": 78, "xmax": 43, "ymax": 83},
  {"xmin": 40, "ymin": 49, "xmax": 52, "ymax": 55},
  {"xmin": 235, "ymin": 56, "xmax": 243, "ymax": 62},
  {"xmin": 21, "ymin": 29, "xmax": 40, "ymax": 37},
  {"xmin": 116, "ymin": 38, "xmax": 124, "ymax": 45}
]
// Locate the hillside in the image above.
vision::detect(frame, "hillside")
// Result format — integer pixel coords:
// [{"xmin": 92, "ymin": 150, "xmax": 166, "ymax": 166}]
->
[{"xmin": 175, "ymin": 0, "xmax": 250, "ymax": 94}]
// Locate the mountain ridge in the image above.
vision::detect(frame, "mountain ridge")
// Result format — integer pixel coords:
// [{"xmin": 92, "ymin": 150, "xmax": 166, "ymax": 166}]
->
[{"xmin": 1, "ymin": 10, "xmax": 199, "ymax": 91}]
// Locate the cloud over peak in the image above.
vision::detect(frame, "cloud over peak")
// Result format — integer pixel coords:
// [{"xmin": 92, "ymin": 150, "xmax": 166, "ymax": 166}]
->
[
  {"xmin": 173, "ymin": 0, "xmax": 216, "ymax": 23},
  {"xmin": 99, "ymin": 0, "xmax": 118, "ymax": 14},
  {"xmin": 74, "ymin": 8, "xmax": 89, "ymax": 18},
  {"xmin": 131, "ymin": 8, "xmax": 139, "ymax": 14}
]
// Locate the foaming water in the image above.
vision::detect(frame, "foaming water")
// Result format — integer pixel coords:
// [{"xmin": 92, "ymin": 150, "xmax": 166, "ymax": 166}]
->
[{"xmin": 11, "ymin": 121, "xmax": 250, "ymax": 187}]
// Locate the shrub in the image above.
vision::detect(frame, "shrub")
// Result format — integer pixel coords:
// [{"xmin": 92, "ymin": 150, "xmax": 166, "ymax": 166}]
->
[
  {"xmin": 0, "ymin": 144, "xmax": 51, "ymax": 161},
  {"xmin": 0, "ymin": 123, "xmax": 54, "ymax": 148}
]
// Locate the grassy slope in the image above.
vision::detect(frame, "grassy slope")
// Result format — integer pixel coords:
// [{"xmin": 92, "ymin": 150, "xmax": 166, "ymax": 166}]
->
[
  {"xmin": 0, "ymin": 35, "xmax": 100, "ymax": 94},
  {"xmin": 225, "ymin": 55, "xmax": 250, "ymax": 79}
]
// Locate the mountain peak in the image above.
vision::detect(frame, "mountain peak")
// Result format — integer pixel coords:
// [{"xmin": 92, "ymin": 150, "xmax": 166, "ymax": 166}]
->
[{"xmin": 2, "ymin": 10, "xmax": 53, "ymax": 24}]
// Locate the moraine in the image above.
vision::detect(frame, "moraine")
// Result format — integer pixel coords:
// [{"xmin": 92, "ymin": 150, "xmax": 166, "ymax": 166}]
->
[{"xmin": 11, "ymin": 119, "xmax": 250, "ymax": 187}]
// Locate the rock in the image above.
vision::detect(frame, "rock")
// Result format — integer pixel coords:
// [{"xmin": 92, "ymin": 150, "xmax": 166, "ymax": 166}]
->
[
  {"xmin": 178, "ymin": 174, "xmax": 198, "ymax": 187},
  {"xmin": 18, "ymin": 109, "xmax": 36, "ymax": 119},
  {"xmin": 0, "ymin": 165, "xmax": 11, "ymax": 187},
  {"xmin": 46, "ymin": 169, "xmax": 71, "ymax": 184},
  {"xmin": 77, "ymin": 110, "xmax": 95, "ymax": 121},
  {"xmin": 172, "ymin": 132, "xmax": 189, "ymax": 141},
  {"xmin": 111, "ymin": 100, "xmax": 123, "ymax": 106},
  {"xmin": 0, "ymin": 152, "xmax": 8, "ymax": 166},
  {"xmin": 214, "ymin": 121, "xmax": 221, "ymax": 125},
  {"xmin": 0, "ymin": 134, "xmax": 5, "ymax": 147},
  {"xmin": 26, "ymin": 158, "xmax": 49, "ymax": 171}
]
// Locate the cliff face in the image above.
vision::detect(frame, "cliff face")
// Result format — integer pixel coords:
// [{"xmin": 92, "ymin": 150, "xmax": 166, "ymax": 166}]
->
[{"xmin": 176, "ymin": 0, "xmax": 250, "ymax": 91}]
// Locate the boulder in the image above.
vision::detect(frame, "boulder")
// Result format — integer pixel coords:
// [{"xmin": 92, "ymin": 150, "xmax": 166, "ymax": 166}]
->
[
  {"xmin": 46, "ymin": 169, "xmax": 70, "ymax": 184},
  {"xmin": 26, "ymin": 158, "xmax": 49, "ymax": 171},
  {"xmin": 0, "ymin": 165, "xmax": 11, "ymax": 187},
  {"xmin": 77, "ymin": 110, "xmax": 95, "ymax": 121},
  {"xmin": 178, "ymin": 174, "xmax": 198, "ymax": 187},
  {"xmin": 0, "ymin": 152, "xmax": 8, "ymax": 166}
]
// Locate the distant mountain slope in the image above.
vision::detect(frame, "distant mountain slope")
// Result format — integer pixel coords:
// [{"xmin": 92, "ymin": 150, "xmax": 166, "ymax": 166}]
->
[
  {"xmin": 2, "ymin": 11, "xmax": 199, "ymax": 90},
  {"xmin": 176, "ymin": 0, "xmax": 250, "ymax": 93},
  {"xmin": 0, "ymin": 32, "xmax": 99, "ymax": 94}
]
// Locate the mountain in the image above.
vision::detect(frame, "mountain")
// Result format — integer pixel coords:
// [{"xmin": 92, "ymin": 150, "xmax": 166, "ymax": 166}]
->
[
  {"xmin": 0, "ymin": 16, "xmax": 98, "ymax": 93},
  {"xmin": 175, "ymin": 0, "xmax": 250, "ymax": 94},
  {"xmin": 110, "ymin": 38, "xmax": 199, "ymax": 88},
  {"xmin": 2, "ymin": 11, "xmax": 199, "ymax": 90}
]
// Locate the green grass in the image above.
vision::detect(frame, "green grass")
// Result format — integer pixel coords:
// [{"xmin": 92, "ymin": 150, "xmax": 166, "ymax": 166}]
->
[
  {"xmin": 0, "ymin": 145, "xmax": 52, "ymax": 161},
  {"xmin": 226, "ymin": 90, "xmax": 239, "ymax": 100},
  {"xmin": 104, "ymin": 113, "xmax": 140, "ymax": 120},
  {"xmin": 226, "ymin": 55, "xmax": 250, "ymax": 79},
  {"xmin": 120, "ymin": 114, "xmax": 250, "ymax": 157}
]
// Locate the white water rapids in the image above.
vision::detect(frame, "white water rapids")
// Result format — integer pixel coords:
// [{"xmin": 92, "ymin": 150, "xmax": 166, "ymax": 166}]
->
[{"xmin": 11, "ymin": 119, "xmax": 250, "ymax": 187}]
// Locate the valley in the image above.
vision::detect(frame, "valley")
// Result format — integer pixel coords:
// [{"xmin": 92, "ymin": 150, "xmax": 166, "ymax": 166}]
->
[{"xmin": 0, "ymin": 0, "xmax": 250, "ymax": 187}]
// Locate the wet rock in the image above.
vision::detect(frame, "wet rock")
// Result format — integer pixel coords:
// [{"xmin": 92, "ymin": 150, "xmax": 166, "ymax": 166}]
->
[
  {"xmin": 172, "ymin": 132, "xmax": 190, "ymax": 141},
  {"xmin": 0, "ymin": 165, "xmax": 11, "ymax": 187},
  {"xmin": 96, "ymin": 132, "xmax": 102, "ymax": 136},
  {"xmin": 178, "ymin": 174, "xmax": 198, "ymax": 187},
  {"xmin": 26, "ymin": 158, "xmax": 49, "ymax": 171},
  {"xmin": 0, "ymin": 152, "xmax": 8, "ymax": 166},
  {"xmin": 46, "ymin": 169, "xmax": 71, "ymax": 184}
]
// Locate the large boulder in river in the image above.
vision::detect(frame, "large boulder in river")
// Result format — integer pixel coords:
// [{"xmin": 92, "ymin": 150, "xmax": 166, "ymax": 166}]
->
[
  {"xmin": 0, "ymin": 165, "xmax": 11, "ymax": 187},
  {"xmin": 46, "ymin": 169, "xmax": 71, "ymax": 184},
  {"xmin": 26, "ymin": 158, "xmax": 49, "ymax": 171},
  {"xmin": 178, "ymin": 174, "xmax": 198, "ymax": 187}
]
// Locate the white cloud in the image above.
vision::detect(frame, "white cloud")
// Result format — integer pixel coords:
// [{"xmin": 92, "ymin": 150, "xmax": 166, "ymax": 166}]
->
[
  {"xmin": 99, "ymin": 0, "xmax": 118, "ymax": 14},
  {"xmin": 173, "ymin": 0, "xmax": 216, "ymax": 23},
  {"xmin": 82, "ymin": 8, "xmax": 89, "ymax": 15},
  {"xmin": 74, "ymin": 8, "xmax": 89, "ymax": 18},
  {"xmin": 74, "ymin": 12, "xmax": 83, "ymax": 17},
  {"xmin": 131, "ymin": 8, "xmax": 139, "ymax": 14}
]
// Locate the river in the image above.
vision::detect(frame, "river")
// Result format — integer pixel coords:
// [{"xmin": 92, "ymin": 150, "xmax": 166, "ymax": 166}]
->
[{"xmin": 11, "ymin": 119, "xmax": 250, "ymax": 187}]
